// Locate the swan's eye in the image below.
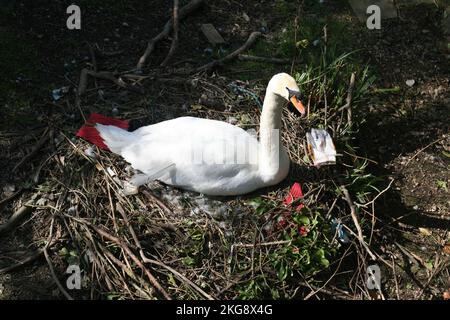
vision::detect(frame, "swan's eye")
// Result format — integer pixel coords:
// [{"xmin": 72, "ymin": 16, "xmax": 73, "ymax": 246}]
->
[{"xmin": 286, "ymin": 87, "xmax": 302, "ymax": 100}]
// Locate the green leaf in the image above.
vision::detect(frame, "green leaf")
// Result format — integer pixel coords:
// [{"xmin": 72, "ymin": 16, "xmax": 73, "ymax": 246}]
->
[
  {"xmin": 58, "ymin": 247, "xmax": 68, "ymax": 256},
  {"xmin": 277, "ymin": 262, "xmax": 288, "ymax": 281},
  {"xmin": 182, "ymin": 256, "xmax": 195, "ymax": 266},
  {"xmin": 69, "ymin": 250, "xmax": 78, "ymax": 257},
  {"xmin": 295, "ymin": 39, "xmax": 309, "ymax": 49},
  {"xmin": 436, "ymin": 180, "xmax": 448, "ymax": 192},
  {"xmin": 248, "ymin": 197, "xmax": 261, "ymax": 208},
  {"xmin": 320, "ymin": 258, "xmax": 330, "ymax": 268}
]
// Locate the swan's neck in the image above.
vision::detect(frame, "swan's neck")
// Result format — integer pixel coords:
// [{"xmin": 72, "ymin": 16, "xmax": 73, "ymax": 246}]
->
[{"xmin": 259, "ymin": 91, "xmax": 288, "ymax": 179}]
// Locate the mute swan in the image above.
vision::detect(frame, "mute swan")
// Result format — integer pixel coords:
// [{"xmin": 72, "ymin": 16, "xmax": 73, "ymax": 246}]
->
[{"xmin": 79, "ymin": 73, "xmax": 305, "ymax": 196}]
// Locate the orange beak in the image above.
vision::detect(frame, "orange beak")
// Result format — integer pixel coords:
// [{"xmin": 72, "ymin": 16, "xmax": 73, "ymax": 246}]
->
[{"xmin": 290, "ymin": 96, "xmax": 306, "ymax": 115}]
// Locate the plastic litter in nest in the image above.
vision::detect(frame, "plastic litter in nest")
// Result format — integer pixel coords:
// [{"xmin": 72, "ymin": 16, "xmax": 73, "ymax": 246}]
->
[
  {"xmin": 51, "ymin": 86, "xmax": 70, "ymax": 101},
  {"xmin": 306, "ymin": 128, "xmax": 336, "ymax": 167}
]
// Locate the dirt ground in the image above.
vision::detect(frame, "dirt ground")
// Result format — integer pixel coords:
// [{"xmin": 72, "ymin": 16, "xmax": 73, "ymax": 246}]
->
[{"xmin": 0, "ymin": 0, "xmax": 449, "ymax": 299}]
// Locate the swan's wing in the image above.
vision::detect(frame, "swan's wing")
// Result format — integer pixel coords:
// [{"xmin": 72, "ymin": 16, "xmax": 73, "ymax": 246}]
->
[{"xmin": 119, "ymin": 117, "xmax": 260, "ymax": 190}]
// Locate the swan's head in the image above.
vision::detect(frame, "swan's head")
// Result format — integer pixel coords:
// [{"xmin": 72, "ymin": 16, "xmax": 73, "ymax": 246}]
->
[{"xmin": 268, "ymin": 73, "xmax": 305, "ymax": 115}]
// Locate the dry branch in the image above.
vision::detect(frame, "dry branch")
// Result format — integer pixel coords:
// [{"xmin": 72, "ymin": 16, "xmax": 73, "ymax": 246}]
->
[
  {"xmin": 44, "ymin": 248, "xmax": 74, "ymax": 300},
  {"xmin": 340, "ymin": 185, "xmax": 376, "ymax": 261},
  {"xmin": 141, "ymin": 190, "xmax": 173, "ymax": 216},
  {"xmin": 12, "ymin": 128, "xmax": 51, "ymax": 173},
  {"xmin": 88, "ymin": 223, "xmax": 172, "ymax": 300},
  {"xmin": 0, "ymin": 205, "xmax": 34, "ymax": 237},
  {"xmin": 195, "ymin": 32, "xmax": 262, "ymax": 73},
  {"xmin": 115, "ymin": 203, "xmax": 213, "ymax": 300},
  {"xmin": 78, "ymin": 69, "xmax": 144, "ymax": 95},
  {"xmin": 344, "ymin": 72, "xmax": 356, "ymax": 127},
  {"xmin": 238, "ymin": 54, "xmax": 290, "ymax": 64},
  {"xmin": 0, "ymin": 249, "xmax": 43, "ymax": 273},
  {"xmin": 137, "ymin": 0, "xmax": 204, "ymax": 70},
  {"xmin": 161, "ymin": 0, "xmax": 180, "ymax": 67}
]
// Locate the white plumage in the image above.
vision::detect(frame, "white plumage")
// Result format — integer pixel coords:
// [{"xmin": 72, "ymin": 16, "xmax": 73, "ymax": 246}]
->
[{"xmin": 96, "ymin": 73, "xmax": 305, "ymax": 196}]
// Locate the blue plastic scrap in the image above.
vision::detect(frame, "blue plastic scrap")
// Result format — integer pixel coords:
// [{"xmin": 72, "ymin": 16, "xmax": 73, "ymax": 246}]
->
[{"xmin": 331, "ymin": 218, "xmax": 350, "ymax": 244}]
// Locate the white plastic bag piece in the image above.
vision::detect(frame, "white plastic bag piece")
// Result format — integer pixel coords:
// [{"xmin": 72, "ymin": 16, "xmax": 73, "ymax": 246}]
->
[{"xmin": 306, "ymin": 128, "xmax": 336, "ymax": 167}]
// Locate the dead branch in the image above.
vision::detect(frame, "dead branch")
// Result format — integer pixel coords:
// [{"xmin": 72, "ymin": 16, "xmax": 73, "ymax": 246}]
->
[
  {"xmin": 137, "ymin": 0, "xmax": 204, "ymax": 70},
  {"xmin": 327, "ymin": 72, "xmax": 356, "ymax": 125},
  {"xmin": 0, "ymin": 205, "xmax": 34, "ymax": 237},
  {"xmin": 161, "ymin": 0, "xmax": 180, "ymax": 67},
  {"xmin": 344, "ymin": 72, "xmax": 356, "ymax": 127},
  {"xmin": 0, "ymin": 250, "xmax": 43, "ymax": 273},
  {"xmin": 44, "ymin": 248, "xmax": 74, "ymax": 300},
  {"xmin": 238, "ymin": 54, "xmax": 290, "ymax": 65},
  {"xmin": 141, "ymin": 190, "xmax": 173, "ymax": 216},
  {"xmin": 88, "ymin": 223, "xmax": 171, "ymax": 299},
  {"xmin": 340, "ymin": 185, "xmax": 377, "ymax": 261},
  {"xmin": 12, "ymin": 128, "xmax": 51, "ymax": 173},
  {"xmin": 195, "ymin": 31, "xmax": 262, "ymax": 73},
  {"xmin": 0, "ymin": 189, "xmax": 23, "ymax": 207},
  {"xmin": 78, "ymin": 69, "xmax": 144, "ymax": 96},
  {"xmin": 86, "ymin": 42, "xmax": 98, "ymax": 73},
  {"xmin": 115, "ymin": 203, "xmax": 213, "ymax": 300}
]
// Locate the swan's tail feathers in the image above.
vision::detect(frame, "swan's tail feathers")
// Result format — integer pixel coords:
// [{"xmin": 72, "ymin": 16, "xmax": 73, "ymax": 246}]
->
[
  {"xmin": 95, "ymin": 123, "xmax": 136, "ymax": 154},
  {"xmin": 76, "ymin": 113, "xmax": 130, "ymax": 151}
]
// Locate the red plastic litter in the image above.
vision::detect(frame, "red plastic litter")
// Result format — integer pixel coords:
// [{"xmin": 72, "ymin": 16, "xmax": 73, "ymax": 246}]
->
[
  {"xmin": 76, "ymin": 125, "xmax": 109, "ymax": 150},
  {"xmin": 284, "ymin": 182, "xmax": 304, "ymax": 210},
  {"xmin": 87, "ymin": 113, "xmax": 129, "ymax": 129}
]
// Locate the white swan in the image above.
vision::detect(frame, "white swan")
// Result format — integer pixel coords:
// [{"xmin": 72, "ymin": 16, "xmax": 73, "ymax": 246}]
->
[{"xmin": 94, "ymin": 73, "xmax": 305, "ymax": 196}]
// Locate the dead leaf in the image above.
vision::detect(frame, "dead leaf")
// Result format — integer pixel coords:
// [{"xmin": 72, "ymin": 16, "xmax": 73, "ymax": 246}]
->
[
  {"xmin": 418, "ymin": 227, "xmax": 432, "ymax": 236},
  {"xmin": 443, "ymin": 243, "xmax": 450, "ymax": 255}
]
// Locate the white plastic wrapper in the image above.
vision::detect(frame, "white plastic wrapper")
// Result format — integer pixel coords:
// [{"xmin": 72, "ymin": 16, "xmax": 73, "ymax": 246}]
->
[{"xmin": 306, "ymin": 128, "xmax": 336, "ymax": 167}]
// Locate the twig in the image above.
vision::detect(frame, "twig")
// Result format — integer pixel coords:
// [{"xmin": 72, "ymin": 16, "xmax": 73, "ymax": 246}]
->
[
  {"xmin": 0, "ymin": 189, "xmax": 23, "ymax": 207},
  {"xmin": 344, "ymin": 72, "xmax": 356, "ymax": 127},
  {"xmin": 237, "ymin": 54, "xmax": 290, "ymax": 65},
  {"xmin": 340, "ymin": 185, "xmax": 377, "ymax": 260},
  {"xmin": 86, "ymin": 42, "xmax": 98, "ymax": 73},
  {"xmin": 141, "ymin": 190, "xmax": 173, "ymax": 216},
  {"xmin": 12, "ymin": 128, "xmax": 51, "ymax": 173},
  {"xmin": 195, "ymin": 32, "xmax": 262, "ymax": 73},
  {"xmin": 0, "ymin": 250, "xmax": 43, "ymax": 273},
  {"xmin": 87, "ymin": 222, "xmax": 171, "ymax": 299},
  {"xmin": 402, "ymin": 138, "xmax": 443, "ymax": 169},
  {"xmin": 79, "ymin": 69, "xmax": 144, "ymax": 95},
  {"xmin": 44, "ymin": 248, "xmax": 74, "ymax": 300},
  {"xmin": 137, "ymin": 0, "xmax": 204, "ymax": 70},
  {"xmin": 0, "ymin": 204, "xmax": 34, "ymax": 237},
  {"xmin": 417, "ymin": 256, "xmax": 442, "ymax": 299},
  {"xmin": 232, "ymin": 240, "xmax": 291, "ymax": 248},
  {"xmin": 161, "ymin": 0, "xmax": 180, "ymax": 67},
  {"xmin": 142, "ymin": 256, "xmax": 214, "ymax": 300},
  {"xmin": 329, "ymin": 72, "xmax": 356, "ymax": 125},
  {"xmin": 114, "ymin": 203, "xmax": 211, "ymax": 299},
  {"xmin": 355, "ymin": 178, "xmax": 394, "ymax": 208},
  {"xmin": 77, "ymin": 68, "xmax": 90, "ymax": 96},
  {"xmin": 394, "ymin": 241, "xmax": 424, "ymax": 267}
]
